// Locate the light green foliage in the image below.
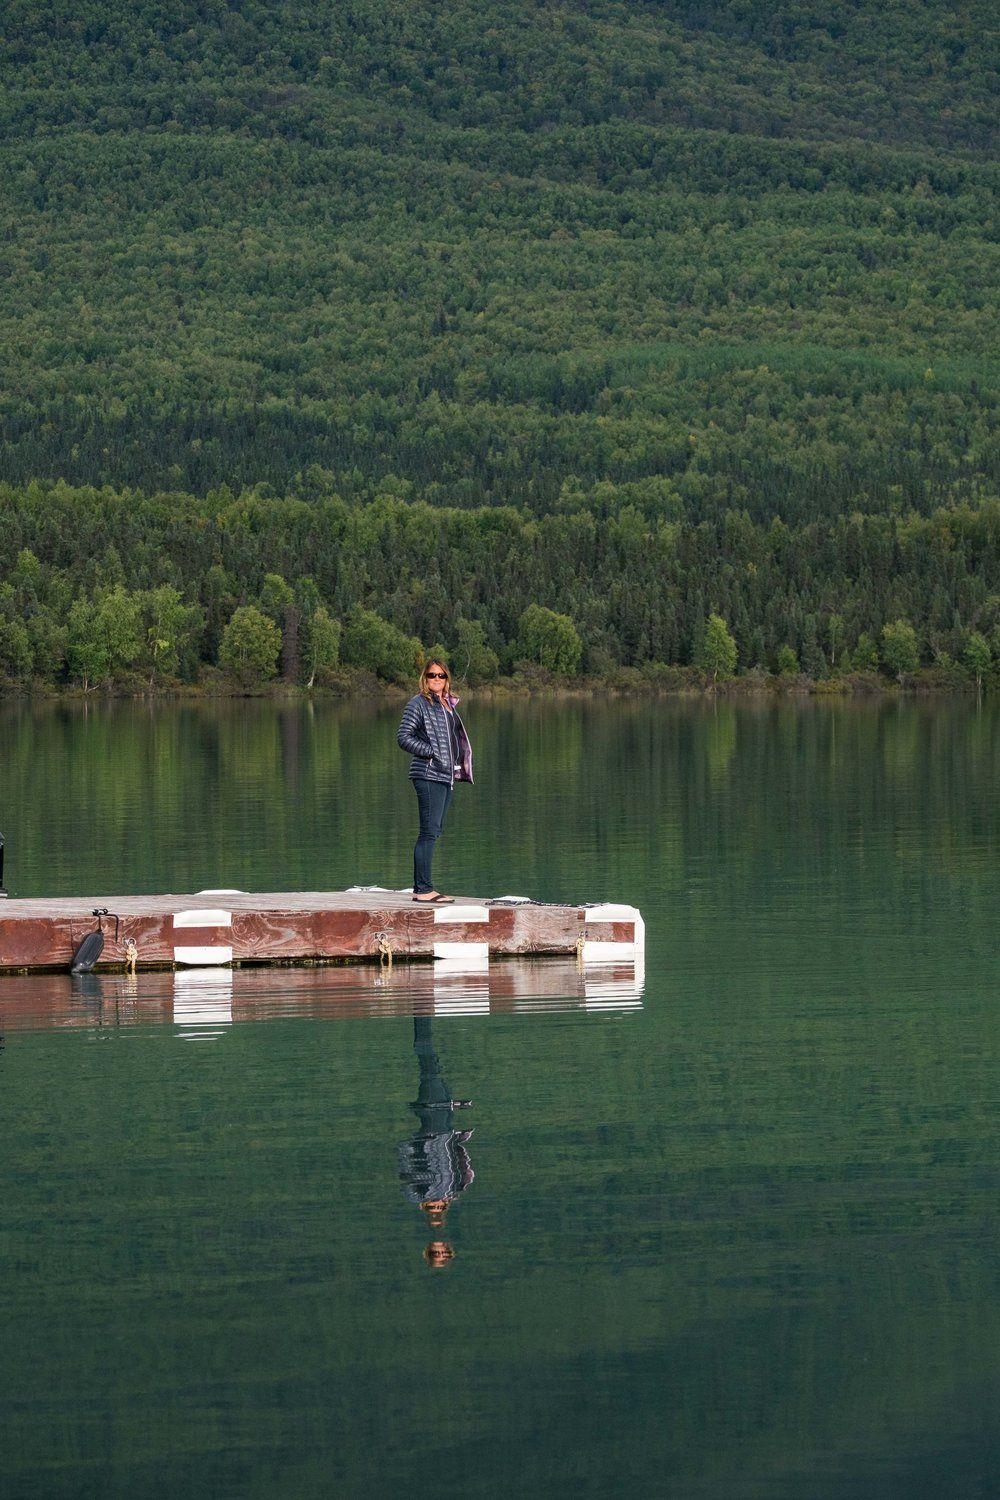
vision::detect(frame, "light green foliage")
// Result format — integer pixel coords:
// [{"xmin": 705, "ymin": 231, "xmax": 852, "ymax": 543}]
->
[
  {"xmin": 423, "ymin": 645, "xmax": 450, "ymax": 675},
  {"xmin": 67, "ymin": 599, "xmax": 107, "ymax": 689},
  {"xmin": 295, "ymin": 577, "xmax": 322, "ymax": 618},
  {"xmin": 141, "ymin": 585, "xmax": 201, "ymax": 685},
  {"xmin": 63, "ymin": 584, "xmax": 145, "ymax": 685},
  {"xmin": 698, "ymin": 614, "xmax": 738, "ymax": 684},
  {"xmin": 963, "ymin": 631, "xmax": 992, "ymax": 690},
  {"xmin": 304, "ymin": 606, "xmax": 341, "ymax": 687},
  {"xmin": 340, "ymin": 609, "xmax": 421, "ymax": 682},
  {"xmin": 776, "ymin": 644, "xmax": 800, "ymax": 676},
  {"xmin": 0, "ymin": 616, "xmax": 32, "ymax": 681},
  {"xmin": 880, "ymin": 619, "xmax": 920, "ymax": 682},
  {"xmin": 852, "ymin": 633, "xmax": 880, "ymax": 672},
  {"xmin": 218, "ymin": 605, "xmax": 281, "ymax": 690},
  {"xmin": 0, "ymin": 483, "xmax": 996, "ymax": 689},
  {"xmin": 259, "ymin": 574, "xmax": 294, "ymax": 623},
  {"xmin": 517, "ymin": 605, "xmax": 583, "ymax": 677},
  {"xmin": 252, "ymin": 574, "xmax": 303, "ymax": 682},
  {"xmin": 454, "ymin": 618, "xmax": 500, "ymax": 685},
  {"xmin": 92, "ymin": 587, "xmax": 143, "ymax": 680},
  {"xmin": 11, "ymin": 549, "xmax": 43, "ymax": 597}
]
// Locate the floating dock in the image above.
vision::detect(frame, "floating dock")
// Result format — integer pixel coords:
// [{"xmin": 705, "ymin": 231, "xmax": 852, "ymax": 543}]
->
[{"xmin": 0, "ymin": 890, "xmax": 645, "ymax": 974}]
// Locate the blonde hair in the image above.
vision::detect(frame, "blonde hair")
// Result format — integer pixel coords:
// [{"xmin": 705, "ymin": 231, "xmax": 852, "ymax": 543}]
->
[{"xmin": 419, "ymin": 659, "xmax": 451, "ymax": 702}]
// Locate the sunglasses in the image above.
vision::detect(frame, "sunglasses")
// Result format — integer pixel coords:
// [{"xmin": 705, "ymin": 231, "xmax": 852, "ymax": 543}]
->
[{"xmin": 426, "ymin": 671, "xmax": 448, "ymax": 679}]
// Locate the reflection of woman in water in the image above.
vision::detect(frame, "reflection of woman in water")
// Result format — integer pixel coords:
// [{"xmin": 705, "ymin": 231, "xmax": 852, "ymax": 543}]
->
[{"xmin": 397, "ymin": 1016, "xmax": 474, "ymax": 1267}]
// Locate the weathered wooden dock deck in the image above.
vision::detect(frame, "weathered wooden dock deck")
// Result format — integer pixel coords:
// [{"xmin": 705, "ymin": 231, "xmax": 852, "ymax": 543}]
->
[{"xmin": 0, "ymin": 890, "xmax": 645, "ymax": 973}]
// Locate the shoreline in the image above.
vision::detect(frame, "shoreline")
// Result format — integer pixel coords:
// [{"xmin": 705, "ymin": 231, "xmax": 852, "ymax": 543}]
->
[{"xmin": 0, "ymin": 665, "xmax": 991, "ymax": 705}]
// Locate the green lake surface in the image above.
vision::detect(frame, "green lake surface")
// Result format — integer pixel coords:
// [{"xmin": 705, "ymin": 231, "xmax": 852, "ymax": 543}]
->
[{"xmin": 0, "ymin": 696, "xmax": 997, "ymax": 1498}]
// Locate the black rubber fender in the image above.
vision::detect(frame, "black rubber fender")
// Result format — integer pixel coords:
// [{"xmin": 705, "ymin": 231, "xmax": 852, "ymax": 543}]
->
[{"xmin": 70, "ymin": 929, "xmax": 105, "ymax": 974}]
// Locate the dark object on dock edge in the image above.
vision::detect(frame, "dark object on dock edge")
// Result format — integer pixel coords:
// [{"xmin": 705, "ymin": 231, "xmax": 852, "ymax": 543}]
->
[
  {"xmin": 70, "ymin": 908, "xmax": 120, "ymax": 975},
  {"xmin": 0, "ymin": 831, "xmax": 6, "ymax": 897}
]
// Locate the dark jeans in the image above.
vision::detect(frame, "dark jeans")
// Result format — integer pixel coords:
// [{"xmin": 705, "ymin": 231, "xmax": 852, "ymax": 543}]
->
[{"xmin": 413, "ymin": 777, "xmax": 453, "ymax": 894}]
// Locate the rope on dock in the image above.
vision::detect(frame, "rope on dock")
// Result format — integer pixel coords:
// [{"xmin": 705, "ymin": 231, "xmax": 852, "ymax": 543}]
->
[{"xmin": 373, "ymin": 930, "xmax": 394, "ymax": 971}]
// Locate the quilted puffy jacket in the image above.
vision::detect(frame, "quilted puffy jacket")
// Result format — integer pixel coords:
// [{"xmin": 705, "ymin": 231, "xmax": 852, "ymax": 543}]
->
[{"xmin": 397, "ymin": 693, "xmax": 474, "ymax": 786}]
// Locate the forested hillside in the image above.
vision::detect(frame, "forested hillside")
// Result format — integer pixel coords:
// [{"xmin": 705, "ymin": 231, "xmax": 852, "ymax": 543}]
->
[{"xmin": 0, "ymin": 1, "xmax": 997, "ymax": 686}]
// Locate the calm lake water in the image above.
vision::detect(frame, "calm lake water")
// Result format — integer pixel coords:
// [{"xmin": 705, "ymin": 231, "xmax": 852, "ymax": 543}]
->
[{"xmin": 1, "ymin": 696, "xmax": 998, "ymax": 1499}]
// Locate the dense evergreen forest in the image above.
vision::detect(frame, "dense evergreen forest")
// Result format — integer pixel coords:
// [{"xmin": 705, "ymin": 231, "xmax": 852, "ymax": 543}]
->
[{"xmin": 0, "ymin": 1, "xmax": 997, "ymax": 688}]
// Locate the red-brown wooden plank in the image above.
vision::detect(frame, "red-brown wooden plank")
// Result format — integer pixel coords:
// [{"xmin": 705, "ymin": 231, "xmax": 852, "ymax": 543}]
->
[{"xmin": 0, "ymin": 892, "xmax": 639, "ymax": 971}]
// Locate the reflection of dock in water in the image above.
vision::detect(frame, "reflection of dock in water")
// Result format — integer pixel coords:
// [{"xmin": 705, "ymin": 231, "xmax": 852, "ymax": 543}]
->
[{"xmin": 0, "ymin": 956, "xmax": 644, "ymax": 1036}]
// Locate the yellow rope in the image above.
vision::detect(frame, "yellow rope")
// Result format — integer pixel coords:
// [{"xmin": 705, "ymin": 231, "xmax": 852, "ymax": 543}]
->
[{"xmin": 374, "ymin": 931, "xmax": 394, "ymax": 971}]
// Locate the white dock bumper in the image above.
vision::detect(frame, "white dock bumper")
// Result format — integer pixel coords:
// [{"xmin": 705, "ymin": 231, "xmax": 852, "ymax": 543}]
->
[
  {"xmin": 433, "ymin": 940, "xmax": 490, "ymax": 972},
  {"xmin": 582, "ymin": 903, "xmax": 645, "ymax": 965},
  {"xmin": 173, "ymin": 908, "xmax": 234, "ymax": 966}
]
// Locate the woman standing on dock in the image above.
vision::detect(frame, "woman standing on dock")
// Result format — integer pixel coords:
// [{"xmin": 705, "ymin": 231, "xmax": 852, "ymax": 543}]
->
[{"xmin": 397, "ymin": 660, "xmax": 473, "ymax": 904}]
